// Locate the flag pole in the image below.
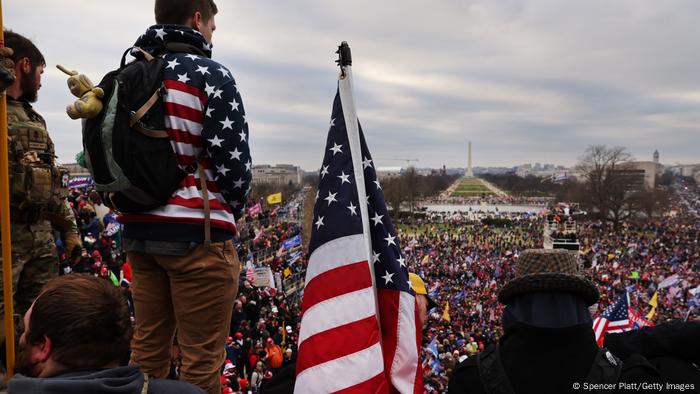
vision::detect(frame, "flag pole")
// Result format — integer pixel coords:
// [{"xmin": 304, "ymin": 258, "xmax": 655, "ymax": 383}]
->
[
  {"xmin": 336, "ymin": 42, "xmax": 383, "ymax": 330},
  {"xmin": 0, "ymin": 0, "xmax": 17, "ymax": 378}
]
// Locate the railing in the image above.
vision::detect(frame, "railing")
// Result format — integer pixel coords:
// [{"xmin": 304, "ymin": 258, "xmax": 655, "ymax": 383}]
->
[{"xmin": 547, "ymin": 221, "xmax": 577, "ymax": 234}]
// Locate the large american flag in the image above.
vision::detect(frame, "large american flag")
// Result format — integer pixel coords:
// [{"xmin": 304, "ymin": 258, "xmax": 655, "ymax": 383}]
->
[
  {"xmin": 294, "ymin": 77, "xmax": 422, "ymax": 393},
  {"xmin": 592, "ymin": 291, "xmax": 633, "ymax": 346}
]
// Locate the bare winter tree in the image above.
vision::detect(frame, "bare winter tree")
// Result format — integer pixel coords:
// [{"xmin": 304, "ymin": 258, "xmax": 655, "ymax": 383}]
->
[
  {"xmin": 575, "ymin": 145, "xmax": 635, "ymax": 229},
  {"xmin": 630, "ymin": 188, "xmax": 671, "ymax": 219}
]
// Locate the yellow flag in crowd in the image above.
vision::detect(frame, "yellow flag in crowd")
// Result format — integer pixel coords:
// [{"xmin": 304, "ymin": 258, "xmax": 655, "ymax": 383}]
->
[
  {"xmin": 442, "ymin": 302, "xmax": 451, "ymax": 322},
  {"xmin": 283, "ymin": 267, "xmax": 292, "ymax": 278},
  {"xmin": 267, "ymin": 192, "xmax": 282, "ymax": 204},
  {"xmin": 646, "ymin": 291, "xmax": 658, "ymax": 320}
]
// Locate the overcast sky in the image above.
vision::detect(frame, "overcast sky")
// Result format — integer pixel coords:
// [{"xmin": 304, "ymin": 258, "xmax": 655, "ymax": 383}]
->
[{"xmin": 6, "ymin": 1, "xmax": 700, "ymax": 170}]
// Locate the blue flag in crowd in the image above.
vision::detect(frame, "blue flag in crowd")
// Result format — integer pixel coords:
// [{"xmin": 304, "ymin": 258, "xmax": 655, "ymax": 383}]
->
[
  {"xmin": 287, "ymin": 250, "xmax": 302, "ymax": 263},
  {"xmin": 429, "ymin": 357, "xmax": 443, "ymax": 375},
  {"xmin": 690, "ymin": 295, "xmax": 700, "ymax": 310},
  {"xmin": 427, "ymin": 337, "xmax": 438, "ymax": 358},
  {"xmin": 428, "ymin": 285, "xmax": 440, "ymax": 299},
  {"xmin": 282, "ymin": 234, "xmax": 302, "ymax": 250}
]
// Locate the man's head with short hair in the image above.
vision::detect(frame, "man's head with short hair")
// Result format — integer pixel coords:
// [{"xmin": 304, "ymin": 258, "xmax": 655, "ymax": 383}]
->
[
  {"xmin": 3, "ymin": 30, "xmax": 45, "ymax": 102},
  {"xmin": 154, "ymin": 0, "xmax": 218, "ymax": 44},
  {"xmin": 16, "ymin": 274, "xmax": 132, "ymax": 378}
]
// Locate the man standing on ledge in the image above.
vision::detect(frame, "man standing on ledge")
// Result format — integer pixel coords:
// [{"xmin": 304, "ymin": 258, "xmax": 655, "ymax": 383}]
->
[{"xmin": 121, "ymin": 1, "xmax": 251, "ymax": 393}]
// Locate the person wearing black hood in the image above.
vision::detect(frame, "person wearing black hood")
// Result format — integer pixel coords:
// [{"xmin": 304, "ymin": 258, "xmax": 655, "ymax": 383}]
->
[
  {"xmin": 448, "ymin": 249, "xmax": 665, "ymax": 394},
  {"xmin": 8, "ymin": 274, "xmax": 204, "ymax": 394},
  {"xmin": 122, "ymin": 1, "xmax": 250, "ymax": 393}
]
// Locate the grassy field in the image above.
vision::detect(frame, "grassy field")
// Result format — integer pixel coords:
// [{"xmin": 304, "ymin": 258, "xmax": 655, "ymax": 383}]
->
[
  {"xmin": 450, "ymin": 178, "xmax": 494, "ymax": 197},
  {"xmin": 452, "ymin": 191, "xmax": 493, "ymax": 197}
]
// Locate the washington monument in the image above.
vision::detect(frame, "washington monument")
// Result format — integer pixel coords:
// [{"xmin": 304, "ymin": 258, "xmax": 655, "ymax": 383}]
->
[{"xmin": 466, "ymin": 141, "xmax": 474, "ymax": 177}]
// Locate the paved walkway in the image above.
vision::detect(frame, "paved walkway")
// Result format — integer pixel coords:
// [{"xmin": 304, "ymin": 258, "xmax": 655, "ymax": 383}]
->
[{"xmin": 478, "ymin": 178, "xmax": 508, "ymax": 197}]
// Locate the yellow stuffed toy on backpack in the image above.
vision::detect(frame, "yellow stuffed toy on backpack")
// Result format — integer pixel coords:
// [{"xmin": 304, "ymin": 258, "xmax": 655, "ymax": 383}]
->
[{"xmin": 57, "ymin": 64, "xmax": 104, "ymax": 119}]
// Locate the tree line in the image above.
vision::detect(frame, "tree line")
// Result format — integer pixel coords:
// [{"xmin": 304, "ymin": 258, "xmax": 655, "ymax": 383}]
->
[{"xmin": 484, "ymin": 145, "xmax": 675, "ymax": 229}]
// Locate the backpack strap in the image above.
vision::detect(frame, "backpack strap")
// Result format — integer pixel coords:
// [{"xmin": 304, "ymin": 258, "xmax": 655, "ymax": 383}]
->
[
  {"xmin": 129, "ymin": 87, "xmax": 168, "ymax": 139},
  {"xmin": 123, "ymin": 44, "xmax": 202, "ymax": 139},
  {"xmin": 133, "ymin": 47, "xmax": 155, "ymax": 62},
  {"xmin": 584, "ymin": 347, "xmax": 622, "ymax": 389},
  {"xmin": 122, "ymin": 46, "xmax": 168, "ymax": 139},
  {"xmin": 120, "ymin": 46, "xmax": 155, "ymax": 68},
  {"xmin": 197, "ymin": 164, "xmax": 212, "ymax": 247},
  {"xmin": 477, "ymin": 345, "xmax": 516, "ymax": 394}
]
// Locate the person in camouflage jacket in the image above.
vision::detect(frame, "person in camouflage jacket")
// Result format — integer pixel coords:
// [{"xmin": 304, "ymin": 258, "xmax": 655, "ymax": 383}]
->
[{"xmin": 0, "ymin": 30, "xmax": 79, "ymax": 346}]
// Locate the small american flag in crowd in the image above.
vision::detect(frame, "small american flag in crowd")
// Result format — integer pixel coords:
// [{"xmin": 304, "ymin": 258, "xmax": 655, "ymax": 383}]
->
[
  {"xmin": 593, "ymin": 291, "xmax": 632, "ymax": 346},
  {"xmin": 294, "ymin": 85, "xmax": 422, "ymax": 393},
  {"xmin": 245, "ymin": 267, "xmax": 255, "ymax": 284}
]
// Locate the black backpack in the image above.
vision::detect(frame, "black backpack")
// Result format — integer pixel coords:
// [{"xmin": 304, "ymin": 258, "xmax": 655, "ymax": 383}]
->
[{"xmin": 82, "ymin": 44, "xmax": 204, "ymax": 213}]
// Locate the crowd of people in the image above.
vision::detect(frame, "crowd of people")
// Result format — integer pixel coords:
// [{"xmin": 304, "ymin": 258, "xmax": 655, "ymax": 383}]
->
[
  {"xmin": 58, "ymin": 189, "xmax": 124, "ymax": 282},
  {"xmin": 55, "ymin": 181, "xmax": 700, "ymax": 393},
  {"xmin": 426, "ymin": 194, "xmax": 552, "ymax": 207},
  {"xmin": 397, "ymin": 184, "xmax": 699, "ymax": 393},
  {"xmin": 215, "ymin": 194, "xmax": 307, "ymax": 393},
  {"xmin": 50, "ymin": 186, "xmax": 307, "ymax": 394},
  {"xmin": 398, "ymin": 215, "xmax": 542, "ymax": 392}
]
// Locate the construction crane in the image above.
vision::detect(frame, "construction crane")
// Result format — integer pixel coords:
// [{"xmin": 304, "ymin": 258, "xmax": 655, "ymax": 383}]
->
[{"xmin": 374, "ymin": 158, "xmax": 420, "ymax": 167}]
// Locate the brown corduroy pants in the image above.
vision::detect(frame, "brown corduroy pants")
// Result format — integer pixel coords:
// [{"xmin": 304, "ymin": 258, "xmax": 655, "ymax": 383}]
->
[{"xmin": 128, "ymin": 240, "xmax": 240, "ymax": 394}]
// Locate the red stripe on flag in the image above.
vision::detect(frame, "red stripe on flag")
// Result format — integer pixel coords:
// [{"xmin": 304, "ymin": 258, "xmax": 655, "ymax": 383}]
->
[
  {"xmin": 179, "ymin": 175, "xmax": 221, "ymax": 193},
  {"xmin": 167, "ymin": 129, "xmax": 204, "ymax": 147},
  {"xmin": 296, "ymin": 316, "xmax": 380, "ymax": 375},
  {"xmin": 607, "ymin": 321, "xmax": 631, "ymax": 328},
  {"xmin": 164, "ymin": 79, "xmax": 208, "ymax": 102},
  {"xmin": 167, "ymin": 196, "xmax": 233, "ymax": 213},
  {"xmin": 176, "ymin": 154, "xmax": 196, "ymax": 167},
  {"xmin": 377, "ymin": 289, "xmax": 400, "ymax": 389},
  {"xmin": 596, "ymin": 320, "xmax": 610, "ymax": 346},
  {"xmin": 164, "ymin": 101, "xmax": 203, "ymax": 123},
  {"xmin": 332, "ymin": 372, "xmax": 388, "ymax": 394},
  {"xmin": 412, "ymin": 301, "xmax": 424, "ymax": 394},
  {"xmin": 301, "ymin": 261, "xmax": 373, "ymax": 315}
]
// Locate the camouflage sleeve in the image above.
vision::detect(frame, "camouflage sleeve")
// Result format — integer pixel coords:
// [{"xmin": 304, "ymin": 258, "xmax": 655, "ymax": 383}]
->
[{"xmin": 45, "ymin": 199, "xmax": 81, "ymax": 254}]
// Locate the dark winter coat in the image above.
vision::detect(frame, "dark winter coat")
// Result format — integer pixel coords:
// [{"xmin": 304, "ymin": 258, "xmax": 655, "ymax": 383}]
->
[{"xmin": 8, "ymin": 365, "xmax": 205, "ymax": 394}]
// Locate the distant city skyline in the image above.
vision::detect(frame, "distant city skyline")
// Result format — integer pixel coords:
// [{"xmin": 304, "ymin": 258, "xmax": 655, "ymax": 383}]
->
[
  {"xmin": 248, "ymin": 149, "xmax": 691, "ymax": 173},
  {"xmin": 6, "ymin": 1, "xmax": 699, "ymax": 170}
]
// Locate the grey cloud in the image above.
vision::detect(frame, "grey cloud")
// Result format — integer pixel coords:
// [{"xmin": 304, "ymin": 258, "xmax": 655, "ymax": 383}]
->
[{"xmin": 6, "ymin": 0, "xmax": 699, "ymax": 169}]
